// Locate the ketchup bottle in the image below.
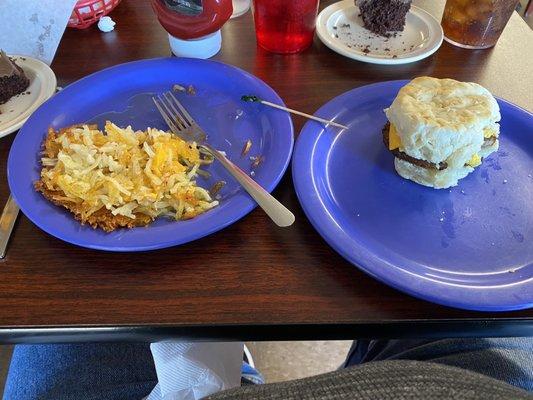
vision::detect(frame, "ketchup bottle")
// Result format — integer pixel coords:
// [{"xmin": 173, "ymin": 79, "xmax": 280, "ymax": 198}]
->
[{"xmin": 151, "ymin": 0, "xmax": 233, "ymax": 59}]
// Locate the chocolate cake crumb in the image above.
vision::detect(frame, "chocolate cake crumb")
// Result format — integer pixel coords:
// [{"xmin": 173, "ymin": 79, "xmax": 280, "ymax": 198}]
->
[
  {"xmin": 333, "ymin": 26, "xmax": 337, "ymax": 30},
  {"xmin": 384, "ymin": 48, "xmax": 390, "ymax": 51},
  {"xmin": 341, "ymin": 23, "xmax": 351, "ymax": 28},
  {"xmin": 335, "ymin": 34, "xmax": 339, "ymax": 38},
  {"xmin": 392, "ymin": 55, "xmax": 398, "ymax": 58}
]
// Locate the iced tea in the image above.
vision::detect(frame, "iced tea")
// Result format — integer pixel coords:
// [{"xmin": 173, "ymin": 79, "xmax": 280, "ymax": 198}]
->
[{"xmin": 441, "ymin": 0, "xmax": 519, "ymax": 49}]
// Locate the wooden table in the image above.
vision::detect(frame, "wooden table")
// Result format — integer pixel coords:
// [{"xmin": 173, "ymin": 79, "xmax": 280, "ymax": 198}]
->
[{"xmin": 0, "ymin": 1, "xmax": 531, "ymax": 343}]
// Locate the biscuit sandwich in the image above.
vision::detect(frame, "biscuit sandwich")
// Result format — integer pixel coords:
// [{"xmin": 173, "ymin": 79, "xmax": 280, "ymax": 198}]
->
[{"xmin": 383, "ymin": 76, "xmax": 500, "ymax": 189}]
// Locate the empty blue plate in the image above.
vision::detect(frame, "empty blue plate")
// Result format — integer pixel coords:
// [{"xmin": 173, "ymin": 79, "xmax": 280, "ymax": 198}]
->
[
  {"xmin": 8, "ymin": 58, "xmax": 294, "ymax": 251},
  {"xmin": 292, "ymin": 80, "xmax": 532, "ymax": 311}
]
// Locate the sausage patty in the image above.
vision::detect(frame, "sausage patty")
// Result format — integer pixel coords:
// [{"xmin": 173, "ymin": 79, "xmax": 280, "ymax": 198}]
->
[{"xmin": 382, "ymin": 122, "xmax": 448, "ymax": 171}]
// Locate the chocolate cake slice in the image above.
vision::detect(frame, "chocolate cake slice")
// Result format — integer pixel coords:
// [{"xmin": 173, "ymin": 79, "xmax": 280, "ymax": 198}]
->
[
  {"xmin": 0, "ymin": 50, "xmax": 30, "ymax": 105},
  {"xmin": 356, "ymin": 0, "xmax": 412, "ymax": 37}
]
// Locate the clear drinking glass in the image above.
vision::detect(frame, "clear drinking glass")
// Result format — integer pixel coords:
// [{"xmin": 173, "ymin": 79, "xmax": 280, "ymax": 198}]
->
[
  {"xmin": 441, "ymin": 0, "xmax": 519, "ymax": 49},
  {"xmin": 252, "ymin": 0, "xmax": 320, "ymax": 54}
]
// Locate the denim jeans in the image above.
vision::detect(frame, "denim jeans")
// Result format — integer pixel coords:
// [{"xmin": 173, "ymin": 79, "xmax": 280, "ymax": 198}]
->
[
  {"xmin": 3, "ymin": 338, "xmax": 532, "ymax": 399},
  {"xmin": 3, "ymin": 343, "xmax": 157, "ymax": 400}
]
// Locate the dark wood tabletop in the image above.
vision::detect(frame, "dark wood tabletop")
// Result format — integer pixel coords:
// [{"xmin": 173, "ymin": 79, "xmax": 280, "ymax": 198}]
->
[{"xmin": 0, "ymin": 0, "xmax": 531, "ymax": 344}]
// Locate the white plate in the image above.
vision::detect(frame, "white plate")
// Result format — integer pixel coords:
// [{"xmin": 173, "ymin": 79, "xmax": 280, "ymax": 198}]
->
[
  {"xmin": 316, "ymin": 1, "xmax": 443, "ymax": 65},
  {"xmin": 0, "ymin": 55, "xmax": 56, "ymax": 138}
]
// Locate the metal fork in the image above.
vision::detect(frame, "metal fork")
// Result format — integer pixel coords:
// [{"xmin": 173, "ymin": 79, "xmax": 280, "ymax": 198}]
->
[{"xmin": 153, "ymin": 92, "xmax": 295, "ymax": 227}]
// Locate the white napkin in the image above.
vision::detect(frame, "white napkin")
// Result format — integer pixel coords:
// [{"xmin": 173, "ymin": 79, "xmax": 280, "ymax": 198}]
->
[
  {"xmin": 0, "ymin": 0, "xmax": 77, "ymax": 65},
  {"xmin": 146, "ymin": 342, "xmax": 244, "ymax": 400}
]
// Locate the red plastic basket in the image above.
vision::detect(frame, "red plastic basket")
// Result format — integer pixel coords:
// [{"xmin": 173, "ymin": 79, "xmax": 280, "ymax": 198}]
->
[{"xmin": 68, "ymin": 0, "xmax": 121, "ymax": 29}]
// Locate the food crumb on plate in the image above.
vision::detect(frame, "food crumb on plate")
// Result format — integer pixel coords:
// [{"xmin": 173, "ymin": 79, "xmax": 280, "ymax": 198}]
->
[
  {"xmin": 250, "ymin": 155, "xmax": 264, "ymax": 168},
  {"xmin": 187, "ymin": 85, "xmax": 196, "ymax": 95},
  {"xmin": 241, "ymin": 139, "xmax": 252, "ymax": 156},
  {"xmin": 210, "ymin": 181, "xmax": 226, "ymax": 196}
]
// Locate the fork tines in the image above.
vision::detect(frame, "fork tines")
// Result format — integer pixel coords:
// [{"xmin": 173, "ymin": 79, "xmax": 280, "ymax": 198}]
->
[{"xmin": 152, "ymin": 91, "xmax": 206, "ymax": 142}]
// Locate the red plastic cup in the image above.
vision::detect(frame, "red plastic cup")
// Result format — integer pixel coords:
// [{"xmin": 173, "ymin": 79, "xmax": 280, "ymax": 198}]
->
[{"xmin": 252, "ymin": 0, "xmax": 320, "ymax": 54}]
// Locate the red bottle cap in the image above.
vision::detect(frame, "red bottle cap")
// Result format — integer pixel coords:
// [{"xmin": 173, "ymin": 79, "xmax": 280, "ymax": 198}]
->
[{"xmin": 151, "ymin": 0, "xmax": 233, "ymax": 40}]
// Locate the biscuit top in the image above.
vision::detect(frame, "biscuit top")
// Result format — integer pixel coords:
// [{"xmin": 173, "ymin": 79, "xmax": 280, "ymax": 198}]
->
[{"xmin": 385, "ymin": 77, "xmax": 500, "ymax": 165}]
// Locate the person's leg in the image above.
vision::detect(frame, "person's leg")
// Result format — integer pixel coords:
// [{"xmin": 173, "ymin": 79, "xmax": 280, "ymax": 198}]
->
[
  {"xmin": 344, "ymin": 338, "xmax": 533, "ymax": 391},
  {"xmin": 3, "ymin": 343, "xmax": 157, "ymax": 400}
]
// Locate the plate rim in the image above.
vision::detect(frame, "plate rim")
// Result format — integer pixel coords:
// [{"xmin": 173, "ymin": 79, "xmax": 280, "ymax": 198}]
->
[
  {"xmin": 292, "ymin": 80, "xmax": 533, "ymax": 311},
  {"xmin": 316, "ymin": 0, "xmax": 444, "ymax": 65},
  {"xmin": 0, "ymin": 55, "xmax": 57, "ymax": 137},
  {"xmin": 8, "ymin": 57, "xmax": 294, "ymax": 252}
]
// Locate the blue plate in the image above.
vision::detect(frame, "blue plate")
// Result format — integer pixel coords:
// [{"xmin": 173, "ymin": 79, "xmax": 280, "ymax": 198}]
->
[
  {"xmin": 293, "ymin": 80, "xmax": 533, "ymax": 311},
  {"xmin": 8, "ymin": 58, "xmax": 293, "ymax": 251}
]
